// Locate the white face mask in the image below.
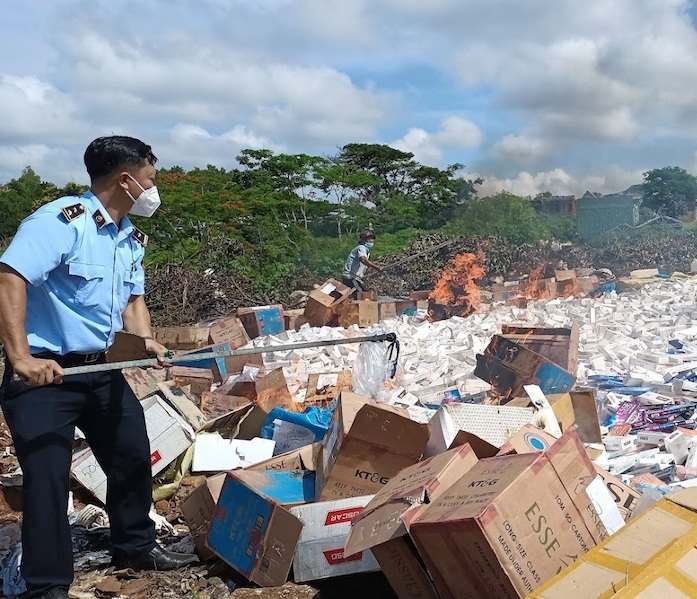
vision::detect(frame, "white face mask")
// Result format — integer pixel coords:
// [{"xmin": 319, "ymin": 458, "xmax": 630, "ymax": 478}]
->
[{"xmin": 126, "ymin": 175, "xmax": 161, "ymax": 217}]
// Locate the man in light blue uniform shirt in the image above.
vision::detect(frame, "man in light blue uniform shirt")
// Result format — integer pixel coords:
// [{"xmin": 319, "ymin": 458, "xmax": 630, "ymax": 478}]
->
[{"xmin": 0, "ymin": 136, "xmax": 197, "ymax": 599}]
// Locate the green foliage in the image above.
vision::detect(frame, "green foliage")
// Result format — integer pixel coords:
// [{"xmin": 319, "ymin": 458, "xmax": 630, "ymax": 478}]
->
[
  {"xmin": 643, "ymin": 167, "xmax": 697, "ymax": 218},
  {"xmin": 441, "ymin": 192, "xmax": 550, "ymax": 245},
  {"xmin": 541, "ymin": 215, "xmax": 577, "ymax": 242}
]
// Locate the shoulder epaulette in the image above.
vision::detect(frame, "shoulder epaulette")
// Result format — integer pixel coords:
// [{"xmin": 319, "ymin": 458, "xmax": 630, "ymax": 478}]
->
[
  {"xmin": 131, "ymin": 227, "xmax": 149, "ymax": 247},
  {"xmin": 92, "ymin": 209, "xmax": 108, "ymax": 229},
  {"xmin": 60, "ymin": 203, "xmax": 85, "ymax": 222}
]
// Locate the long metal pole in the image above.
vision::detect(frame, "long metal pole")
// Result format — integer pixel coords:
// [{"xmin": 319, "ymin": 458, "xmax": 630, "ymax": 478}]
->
[{"xmin": 12, "ymin": 332, "xmax": 396, "ymax": 380}]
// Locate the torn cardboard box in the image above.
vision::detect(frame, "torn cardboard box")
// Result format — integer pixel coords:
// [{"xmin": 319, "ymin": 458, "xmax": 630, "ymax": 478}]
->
[
  {"xmin": 338, "ymin": 300, "xmax": 380, "ymax": 328},
  {"xmin": 346, "ymin": 444, "xmax": 480, "ymax": 599},
  {"xmin": 207, "ymin": 469, "xmax": 315, "ymax": 587},
  {"xmin": 181, "ymin": 473, "xmax": 227, "ymax": 560},
  {"xmin": 71, "ymin": 394, "xmax": 195, "ymax": 503},
  {"xmin": 317, "ymin": 396, "xmax": 430, "ymax": 501},
  {"xmin": 475, "ymin": 335, "xmax": 576, "ymax": 400},
  {"xmin": 237, "ymin": 305, "xmax": 285, "ymax": 339},
  {"xmin": 248, "ymin": 442, "xmax": 321, "ymax": 472},
  {"xmin": 290, "ymin": 496, "xmax": 379, "ymax": 583},
  {"xmin": 410, "ymin": 437, "xmax": 600, "ymax": 599},
  {"xmin": 304, "ymin": 279, "xmax": 352, "ymax": 327},
  {"xmin": 305, "ymin": 371, "xmax": 352, "ymax": 407},
  {"xmin": 500, "ymin": 324, "xmax": 579, "ymax": 375}
]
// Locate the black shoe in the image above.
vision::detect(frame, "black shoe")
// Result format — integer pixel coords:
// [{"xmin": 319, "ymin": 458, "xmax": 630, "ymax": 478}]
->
[
  {"xmin": 111, "ymin": 543, "xmax": 199, "ymax": 571},
  {"xmin": 38, "ymin": 589, "xmax": 69, "ymax": 599}
]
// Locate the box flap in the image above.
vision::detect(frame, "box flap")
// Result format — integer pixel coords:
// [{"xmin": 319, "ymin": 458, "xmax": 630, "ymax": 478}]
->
[
  {"xmin": 412, "ymin": 453, "xmax": 540, "ymax": 525},
  {"xmin": 668, "ymin": 488, "xmax": 697, "ymax": 512},
  {"xmin": 348, "ymin": 404, "xmax": 430, "ymax": 457},
  {"xmin": 345, "ymin": 444, "xmax": 478, "ymax": 556}
]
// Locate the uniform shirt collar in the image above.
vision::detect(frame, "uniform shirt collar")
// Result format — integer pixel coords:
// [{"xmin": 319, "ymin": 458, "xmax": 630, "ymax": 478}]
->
[{"xmin": 82, "ymin": 190, "xmax": 135, "ymax": 235}]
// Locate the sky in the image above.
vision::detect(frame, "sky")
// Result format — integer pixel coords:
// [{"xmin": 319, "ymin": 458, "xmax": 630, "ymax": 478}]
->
[{"xmin": 3, "ymin": 0, "xmax": 697, "ymax": 197}]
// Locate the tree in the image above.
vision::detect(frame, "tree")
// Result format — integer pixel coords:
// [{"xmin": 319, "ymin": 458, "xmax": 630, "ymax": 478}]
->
[
  {"xmin": 0, "ymin": 167, "xmax": 45, "ymax": 237},
  {"xmin": 642, "ymin": 167, "xmax": 697, "ymax": 217}
]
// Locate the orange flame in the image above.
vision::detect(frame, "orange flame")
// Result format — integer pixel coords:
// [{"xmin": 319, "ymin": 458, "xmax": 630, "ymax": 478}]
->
[{"xmin": 429, "ymin": 251, "xmax": 486, "ymax": 312}]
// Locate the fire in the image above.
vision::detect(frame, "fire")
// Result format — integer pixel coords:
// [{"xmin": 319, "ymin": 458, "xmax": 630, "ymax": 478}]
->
[
  {"xmin": 524, "ymin": 265, "xmax": 547, "ymax": 299},
  {"xmin": 429, "ymin": 251, "xmax": 486, "ymax": 316}
]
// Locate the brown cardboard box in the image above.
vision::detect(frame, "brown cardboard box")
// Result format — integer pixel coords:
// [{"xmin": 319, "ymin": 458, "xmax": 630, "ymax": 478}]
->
[
  {"xmin": 338, "ymin": 300, "xmax": 380, "ymax": 328},
  {"xmin": 507, "ymin": 388, "xmax": 601, "ymax": 444},
  {"xmin": 122, "ymin": 367, "xmax": 169, "ymax": 400},
  {"xmin": 378, "ymin": 300, "xmax": 397, "ymax": 321},
  {"xmin": 410, "ymin": 439, "xmax": 599, "ymax": 599},
  {"xmin": 180, "ymin": 473, "xmax": 227, "ymax": 560},
  {"xmin": 248, "ymin": 442, "xmax": 321, "ymax": 472},
  {"xmin": 207, "ymin": 469, "xmax": 314, "ymax": 587},
  {"xmin": 154, "ymin": 326, "xmax": 211, "ymax": 350},
  {"xmin": 305, "ymin": 371, "xmax": 352, "ymax": 407},
  {"xmin": 496, "ymin": 424, "xmax": 639, "ymax": 522},
  {"xmin": 500, "ymin": 323, "xmax": 580, "ymax": 375},
  {"xmin": 304, "ymin": 279, "xmax": 353, "ymax": 327},
  {"xmin": 208, "ymin": 316, "xmax": 250, "ymax": 348},
  {"xmin": 170, "ymin": 366, "xmax": 214, "ymax": 397},
  {"xmin": 395, "ymin": 299, "xmax": 416, "ymax": 315},
  {"xmin": 346, "ymin": 444, "xmax": 480, "ymax": 599},
  {"xmin": 409, "ymin": 291, "xmax": 432, "ymax": 301},
  {"xmin": 236, "ymin": 305, "xmax": 285, "ymax": 339},
  {"xmin": 526, "ymin": 489, "xmax": 697, "ymax": 599},
  {"xmin": 358, "ymin": 290, "xmax": 378, "ymax": 300},
  {"xmin": 317, "ymin": 396, "xmax": 430, "ymax": 501},
  {"xmin": 283, "ymin": 309, "xmax": 307, "ymax": 331}
]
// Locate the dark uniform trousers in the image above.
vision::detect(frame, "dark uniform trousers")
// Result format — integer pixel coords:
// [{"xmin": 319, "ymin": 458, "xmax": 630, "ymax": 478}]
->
[
  {"xmin": 0, "ymin": 359, "xmax": 156, "ymax": 598},
  {"xmin": 341, "ymin": 276, "xmax": 366, "ymax": 298}
]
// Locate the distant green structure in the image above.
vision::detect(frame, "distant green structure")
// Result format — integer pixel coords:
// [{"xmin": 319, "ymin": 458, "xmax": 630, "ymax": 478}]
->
[{"xmin": 576, "ymin": 191, "xmax": 640, "ymax": 240}]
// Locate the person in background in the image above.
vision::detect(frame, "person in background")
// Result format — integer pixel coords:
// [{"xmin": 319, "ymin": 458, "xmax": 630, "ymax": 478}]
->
[
  {"xmin": 0, "ymin": 136, "xmax": 197, "ymax": 599},
  {"xmin": 342, "ymin": 230, "xmax": 383, "ymax": 296}
]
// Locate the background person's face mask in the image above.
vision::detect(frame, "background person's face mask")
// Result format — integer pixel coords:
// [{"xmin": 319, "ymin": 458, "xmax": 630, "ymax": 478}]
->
[
  {"xmin": 126, "ymin": 175, "xmax": 161, "ymax": 217},
  {"xmin": 364, "ymin": 242, "xmax": 374, "ymax": 250}
]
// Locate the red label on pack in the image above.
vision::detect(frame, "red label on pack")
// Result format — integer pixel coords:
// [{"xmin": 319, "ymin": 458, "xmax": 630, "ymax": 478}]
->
[
  {"xmin": 324, "ymin": 507, "xmax": 363, "ymax": 526},
  {"xmin": 150, "ymin": 450, "xmax": 162, "ymax": 466},
  {"xmin": 323, "ymin": 549, "xmax": 362, "ymax": 565}
]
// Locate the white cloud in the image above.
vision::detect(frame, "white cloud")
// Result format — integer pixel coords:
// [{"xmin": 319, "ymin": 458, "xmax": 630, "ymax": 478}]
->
[
  {"xmin": 471, "ymin": 165, "xmax": 644, "ymax": 198},
  {"xmin": 494, "ymin": 135, "xmax": 547, "ymax": 162},
  {"xmin": 391, "ymin": 116, "xmax": 483, "ymax": 165}
]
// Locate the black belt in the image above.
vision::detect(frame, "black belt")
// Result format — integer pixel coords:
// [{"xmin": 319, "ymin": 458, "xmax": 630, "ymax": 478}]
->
[{"xmin": 33, "ymin": 351, "xmax": 107, "ymax": 368}]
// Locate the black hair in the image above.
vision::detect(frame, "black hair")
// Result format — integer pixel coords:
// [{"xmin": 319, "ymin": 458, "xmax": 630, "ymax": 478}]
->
[
  {"xmin": 84, "ymin": 136, "xmax": 157, "ymax": 182},
  {"xmin": 360, "ymin": 230, "xmax": 376, "ymax": 243}
]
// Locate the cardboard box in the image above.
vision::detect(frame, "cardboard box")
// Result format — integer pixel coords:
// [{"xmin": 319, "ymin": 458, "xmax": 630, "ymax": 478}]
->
[
  {"xmin": 207, "ymin": 470, "xmax": 315, "ymax": 586},
  {"xmin": 236, "ymin": 305, "xmax": 285, "ymax": 339},
  {"xmin": 526, "ymin": 489, "xmax": 697, "ymax": 599},
  {"xmin": 497, "ymin": 425, "xmax": 640, "ymax": 522},
  {"xmin": 409, "ymin": 291, "xmax": 432, "ymax": 301},
  {"xmin": 358, "ymin": 291, "xmax": 378, "ymax": 300},
  {"xmin": 153, "ymin": 325, "xmax": 211, "ymax": 350},
  {"xmin": 304, "ymin": 279, "xmax": 353, "ymax": 327},
  {"xmin": 317, "ymin": 397, "xmax": 430, "ymax": 501},
  {"xmin": 338, "ymin": 300, "xmax": 380, "ymax": 328},
  {"xmin": 378, "ymin": 300, "xmax": 397, "ymax": 321},
  {"xmin": 425, "ymin": 402, "xmax": 536, "ymax": 456},
  {"xmin": 346, "ymin": 444, "xmax": 480, "ymax": 599},
  {"xmin": 410, "ymin": 454, "xmax": 594, "ymax": 599},
  {"xmin": 410, "ymin": 436, "xmax": 601, "ymax": 599},
  {"xmin": 176, "ymin": 342, "xmax": 236, "ymax": 383},
  {"xmin": 290, "ymin": 496, "xmax": 380, "ymax": 582},
  {"xmin": 475, "ymin": 335, "xmax": 576, "ymax": 400},
  {"xmin": 283, "ymin": 309, "xmax": 307, "ymax": 331},
  {"xmin": 208, "ymin": 315, "xmax": 250, "ymax": 348},
  {"xmin": 500, "ymin": 324, "xmax": 580, "ymax": 375},
  {"xmin": 305, "ymin": 371, "xmax": 352, "ymax": 407},
  {"xmin": 180, "ymin": 473, "xmax": 227, "ymax": 560},
  {"xmin": 122, "ymin": 367, "xmax": 169, "ymax": 400},
  {"xmin": 156, "ymin": 381, "xmax": 207, "ymax": 430},
  {"xmin": 507, "ymin": 389, "xmax": 601, "ymax": 444},
  {"xmin": 71, "ymin": 395, "xmax": 195, "ymax": 503},
  {"xmin": 395, "ymin": 299, "xmax": 416, "ymax": 315},
  {"xmin": 170, "ymin": 366, "xmax": 214, "ymax": 397},
  {"xmin": 248, "ymin": 442, "xmax": 322, "ymax": 472}
]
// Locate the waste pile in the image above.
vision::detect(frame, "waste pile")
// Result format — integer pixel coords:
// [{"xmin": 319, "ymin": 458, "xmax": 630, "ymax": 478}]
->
[{"xmin": 7, "ymin": 264, "xmax": 697, "ymax": 598}]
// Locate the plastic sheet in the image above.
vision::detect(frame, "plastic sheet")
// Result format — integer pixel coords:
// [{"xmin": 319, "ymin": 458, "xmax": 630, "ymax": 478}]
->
[{"xmin": 352, "ymin": 341, "xmax": 391, "ymax": 399}]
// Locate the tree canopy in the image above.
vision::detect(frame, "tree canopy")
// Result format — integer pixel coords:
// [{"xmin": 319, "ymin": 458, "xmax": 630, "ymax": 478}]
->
[{"xmin": 642, "ymin": 167, "xmax": 697, "ymax": 217}]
